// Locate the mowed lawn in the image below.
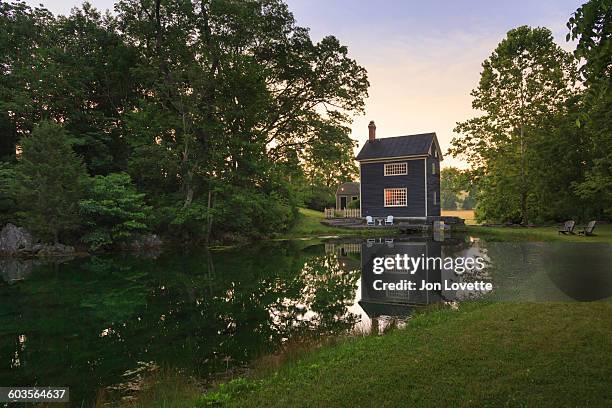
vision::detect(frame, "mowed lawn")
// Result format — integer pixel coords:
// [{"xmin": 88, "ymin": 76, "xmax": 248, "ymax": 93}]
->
[
  {"xmin": 286, "ymin": 208, "xmax": 612, "ymax": 243},
  {"xmin": 189, "ymin": 302, "xmax": 611, "ymax": 408},
  {"xmin": 466, "ymin": 223, "xmax": 612, "ymax": 243},
  {"xmin": 280, "ymin": 208, "xmax": 398, "ymax": 239}
]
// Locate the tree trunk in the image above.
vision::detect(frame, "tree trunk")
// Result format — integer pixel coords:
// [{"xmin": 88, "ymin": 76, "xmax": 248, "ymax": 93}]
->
[
  {"xmin": 206, "ymin": 188, "xmax": 213, "ymax": 244},
  {"xmin": 519, "ymin": 124, "xmax": 528, "ymax": 225}
]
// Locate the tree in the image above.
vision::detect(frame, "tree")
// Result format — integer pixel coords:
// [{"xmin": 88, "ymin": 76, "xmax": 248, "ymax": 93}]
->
[
  {"xmin": 440, "ymin": 167, "xmax": 462, "ymax": 210},
  {"xmin": 568, "ymin": 0, "xmax": 612, "ymax": 219},
  {"xmin": 0, "ymin": 162, "xmax": 18, "ymax": 225},
  {"xmin": 115, "ymin": 0, "xmax": 367, "ymax": 209},
  {"xmin": 79, "ymin": 173, "xmax": 152, "ymax": 250},
  {"xmin": 0, "ymin": 1, "xmax": 55, "ymax": 160},
  {"xmin": 15, "ymin": 122, "xmax": 89, "ymax": 242},
  {"xmin": 451, "ymin": 26, "xmax": 577, "ymax": 223}
]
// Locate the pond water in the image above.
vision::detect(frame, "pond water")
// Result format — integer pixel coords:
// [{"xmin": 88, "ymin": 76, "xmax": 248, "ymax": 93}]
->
[{"xmin": 1, "ymin": 236, "xmax": 611, "ymax": 406}]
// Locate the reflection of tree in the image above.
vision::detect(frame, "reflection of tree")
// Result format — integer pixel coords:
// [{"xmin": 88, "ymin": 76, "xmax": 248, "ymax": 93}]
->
[
  {"xmin": 0, "ymin": 241, "xmax": 362, "ymax": 405},
  {"xmin": 278, "ymin": 253, "xmax": 361, "ymax": 336}
]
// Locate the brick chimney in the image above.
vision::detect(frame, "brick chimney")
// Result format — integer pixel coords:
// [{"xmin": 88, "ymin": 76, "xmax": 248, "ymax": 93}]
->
[{"xmin": 368, "ymin": 120, "xmax": 376, "ymax": 141}]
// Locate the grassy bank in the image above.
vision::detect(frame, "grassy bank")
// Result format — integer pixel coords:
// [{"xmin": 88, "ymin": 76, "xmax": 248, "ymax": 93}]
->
[
  {"xmin": 466, "ymin": 223, "xmax": 612, "ymax": 243},
  {"xmin": 121, "ymin": 302, "xmax": 612, "ymax": 407},
  {"xmin": 279, "ymin": 208, "xmax": 398, "ymax": 239},
  {"xmin": 284, "ymin": 208, "xmax": 612, "ymax": 243}
]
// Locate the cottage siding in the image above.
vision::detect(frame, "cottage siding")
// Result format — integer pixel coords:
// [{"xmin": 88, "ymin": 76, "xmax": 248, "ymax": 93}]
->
[
  {"xmin": 427, "ymin": 155, "xmax": 441, "ymax": 216},
  {"xmin": 360, "ymin": 159, "xmax": 426, "ymax": 217}
]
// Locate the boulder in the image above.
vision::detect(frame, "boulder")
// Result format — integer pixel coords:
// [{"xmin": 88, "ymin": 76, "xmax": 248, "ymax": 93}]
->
[
  {"xmin": 0, "ymin": 259, "xmax": 33, "ymax": 283},
  {"xmin": 0, "ymin": 223, "xmax": 33, "ymax": 255},
  {"xmin": 128, "ymin": 234, "xmax": 163, "ymax": 250},
  {"xmin": 37, "ymin": 243, "xmax": 76, "ymax": 257}
]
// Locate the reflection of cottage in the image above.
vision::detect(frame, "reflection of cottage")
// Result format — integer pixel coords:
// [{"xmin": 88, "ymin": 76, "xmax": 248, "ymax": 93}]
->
[
  {"xmin": 359, "ymin": 239, "xmax": 444, "ymax": 318},
  {"xmin": 336, "ymin": 182, "xmax": 360, "ymax": 210},
  {"xmin": 356, "ymin": 121, "xmax": 442, "ymax": 219}
]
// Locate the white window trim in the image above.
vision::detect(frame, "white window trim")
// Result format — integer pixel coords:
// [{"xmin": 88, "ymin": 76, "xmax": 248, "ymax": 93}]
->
[
  {"xmin": 384, "ymin": 188, "xmax": 408, "ymax": 207},
  {"xmin": 384, "ymin": 162, "xmax": 408, "ymax": 176}
]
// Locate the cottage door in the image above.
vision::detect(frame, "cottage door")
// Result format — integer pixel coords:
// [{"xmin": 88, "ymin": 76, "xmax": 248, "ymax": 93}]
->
[{"xmin": 340, "ymin": 196, "xmax": 347, "ymax": 209}]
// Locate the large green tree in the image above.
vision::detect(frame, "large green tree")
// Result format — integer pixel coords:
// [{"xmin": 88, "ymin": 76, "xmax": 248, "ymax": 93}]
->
[
  {"xmin": 15, "ymin": 122, "xmax": 89, "ymax": 242},
  {"xmin": 451, "ymin": 26, "xmax": 578, "ymax": 223},
  {"xmin": 568, "ymin": 0, "xmax": 612, "ymax": 219},
  {"xmin": 115, "ymin": 0, "xmax": 367, "ymax": 207},
  {"xmin": 0, "ymin": 1, "xmax": 54, "ymax": 160}
]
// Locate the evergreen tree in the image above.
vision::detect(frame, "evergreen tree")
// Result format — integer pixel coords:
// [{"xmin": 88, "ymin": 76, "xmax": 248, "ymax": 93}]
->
[{"xmin": 15, "ymin": 122, "xmax": 89, "ymax": 242}]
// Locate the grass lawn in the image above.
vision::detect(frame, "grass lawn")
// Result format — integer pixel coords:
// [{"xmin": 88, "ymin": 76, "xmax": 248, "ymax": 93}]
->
[
  {"xmin": 120, "ymin": 302, "xmax": 612, "ymax": 407},
  {"xmin": 279, "ymin": 208, "xmax": 398, "ymax": 239},
  {"xmin": 466, "ymin": 223, "xmax": 612, "ymax": 243},
  {"xmin": 284, "ymin": 208, "xmax": 612, "ymax": 243}
]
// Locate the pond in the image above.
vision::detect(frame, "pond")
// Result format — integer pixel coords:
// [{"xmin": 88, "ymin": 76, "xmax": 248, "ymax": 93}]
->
[{"xmin": 1, "ymin": 236, "xmax": 611, "ymax": 406}]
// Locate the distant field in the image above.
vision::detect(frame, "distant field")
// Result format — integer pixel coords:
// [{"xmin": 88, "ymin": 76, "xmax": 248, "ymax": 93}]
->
[{"xmin": 442, "ymin": 209, "xmax": 476, "ymax": 224}]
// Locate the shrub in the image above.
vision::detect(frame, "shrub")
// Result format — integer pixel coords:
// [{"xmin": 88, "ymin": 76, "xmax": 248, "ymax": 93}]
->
[
  {"xmin": 79, "ymin": 173, "xmax": 151, "ymax": 250},
  {"xmin": 212, "ymin": 186, "xmax": 298, "ymax": 240},
  {"xmin": 304, "ymin": 186, "xmax": 334, "ymax": 211}
]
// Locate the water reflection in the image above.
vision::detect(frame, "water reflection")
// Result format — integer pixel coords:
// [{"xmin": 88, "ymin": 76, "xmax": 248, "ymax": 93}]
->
[{"xmin": 0, "ymin": 237, "xmax": 610, "ymax": 406}]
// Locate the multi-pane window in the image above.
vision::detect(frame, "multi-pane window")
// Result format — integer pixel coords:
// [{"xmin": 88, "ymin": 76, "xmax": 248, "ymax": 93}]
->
[
  {"xmin": 384, "ymin": 162, "xmax": 408, "ymax": 176},
  {"xmin": 384, "ymin": 188, "xmax": 407, "ymax": 207},
  {"xmin": 433, "ymin": 191, "xmax": 438, "ymax": 205},
  {"xmin": 431, "ymin": 162, "xmax": 436, "ymax": 174}
]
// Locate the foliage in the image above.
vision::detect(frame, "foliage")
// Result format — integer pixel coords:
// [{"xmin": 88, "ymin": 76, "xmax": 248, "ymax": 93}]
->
[
  {"xmin": 304, "ymin": 186, "xmax": 335, "ymax": 211},
  {"xmin": 79, "ymin": 173, "xmax": 152, "ymax": 250},
  {"xmin": 14, "ymin": 121, "xmax": 89, "ymax": 242},
  {"xmin": 567, "ymin": 0, "xmax": 612, "ymax": 219},
  {"xmin": 0, "ymin": 0, "xmax": 365, "ymax": 243},
  {"xmin": 451, "ymin": 26, "xmax": 579, "ymax": 223},
  {"xmin": 213, "ymin": 185, "xmax": 298, "ymax": 240},
  {"xmin": 0, "ymin": 162, "xmax": 18, "ymax": 225},
  {"xmin": 347, "ymin": 198, "xmax": 360, "ymax": 209},
  {"xmin": 115, "ymin": 0, "xmax": 367, "ymax": 211},
  {"xmin": 440, "ymin": 167, "xmax": 477, "ymax": 211},
  {"xmin": 440, "ymin": 167, "xmax": 462, "ymax": 210}
]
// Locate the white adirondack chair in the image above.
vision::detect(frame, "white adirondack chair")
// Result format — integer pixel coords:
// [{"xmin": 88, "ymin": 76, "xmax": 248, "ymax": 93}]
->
[
  {"xmin": 385, "ymin": 215, "xmax": 394, "ymax": 226},
  {"xmin": 366, "ymin": 216, "xmax": 375, "ymax": 226}
]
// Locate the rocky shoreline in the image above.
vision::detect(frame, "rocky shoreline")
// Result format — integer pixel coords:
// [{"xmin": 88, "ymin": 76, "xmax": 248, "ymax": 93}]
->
[{"xmin": 0, "ymin": 223, "xmax": 163, "ymax": 259}]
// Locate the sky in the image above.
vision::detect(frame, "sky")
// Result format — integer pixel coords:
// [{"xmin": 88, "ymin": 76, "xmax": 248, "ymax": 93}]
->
[{"xmin": 25, "ymin": 0, "xmax": 584, "ymax": 168}]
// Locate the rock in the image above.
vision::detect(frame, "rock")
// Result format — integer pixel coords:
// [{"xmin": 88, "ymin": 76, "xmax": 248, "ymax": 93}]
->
[
  {"xmin": 0, "ymin": 259, "xmax": 33, "ymax": 283},
  {"xmin": 37, "ymin": 243, "xmax": 76, "ymax": 257},
  {"xmin": 0, "ymin": 223, "xmax": 33, "ymax": 255},
  {"xmin": 128, "ymin": 234, "xmax": 163, "ymax": 250}
]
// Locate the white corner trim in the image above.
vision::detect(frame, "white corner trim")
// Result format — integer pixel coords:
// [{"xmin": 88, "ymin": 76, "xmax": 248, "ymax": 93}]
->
[
  {"xmin": 424, "ymin": 158, "xmax": 428, "ymax": 217},
  {"xmin": 359, "ymin": 164, "xmax": 362, "ymax": 218}
]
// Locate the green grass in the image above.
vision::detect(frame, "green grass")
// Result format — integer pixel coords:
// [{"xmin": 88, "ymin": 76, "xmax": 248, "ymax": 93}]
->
[
  {"xmin": 467, "ymin": 223, "xmax": 612, "ymax": 243},
  {"xmin": 122, "ymin": 302, "xmax": 612, "ymax": 407},
  {"xmin": 203, "ymin": 302, "xmax": 611, "ymax": 407},
  {"xmin": 279, "ymin": 208, "xmax": 398, "ymax": 239},
  {"xmin": 284, "ymin": 208, "xmax": 612, "ymax": 243}
]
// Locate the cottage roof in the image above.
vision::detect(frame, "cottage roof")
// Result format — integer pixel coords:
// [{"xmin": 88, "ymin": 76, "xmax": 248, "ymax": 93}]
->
[
  {"xmin": 355, "ymin": 132, "xmax": 443, "ymax": 161},
  {"xmin": 336, "ymin": 182, "xmax": 360, "ymax": 196}
]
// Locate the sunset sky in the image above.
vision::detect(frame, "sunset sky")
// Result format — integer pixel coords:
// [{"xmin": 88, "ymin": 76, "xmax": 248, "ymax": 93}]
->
[{"xmin": 26, "ymin": 0, "xmax": 583, "ymax": 168}]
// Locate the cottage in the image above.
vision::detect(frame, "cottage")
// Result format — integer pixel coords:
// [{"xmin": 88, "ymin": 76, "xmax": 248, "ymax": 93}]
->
[
  {"xmin": 356, "ymin": 121, "xmax": 442, "ymax": 219},
  {"xmin": 335, "ymin": 182, "xmax": 360, "ymax": 210}
]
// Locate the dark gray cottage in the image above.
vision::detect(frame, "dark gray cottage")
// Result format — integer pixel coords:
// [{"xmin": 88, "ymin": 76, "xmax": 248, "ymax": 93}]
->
[{"xmin": 356, "ymin": 121, "xmax": 442, "ymax": 219}]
